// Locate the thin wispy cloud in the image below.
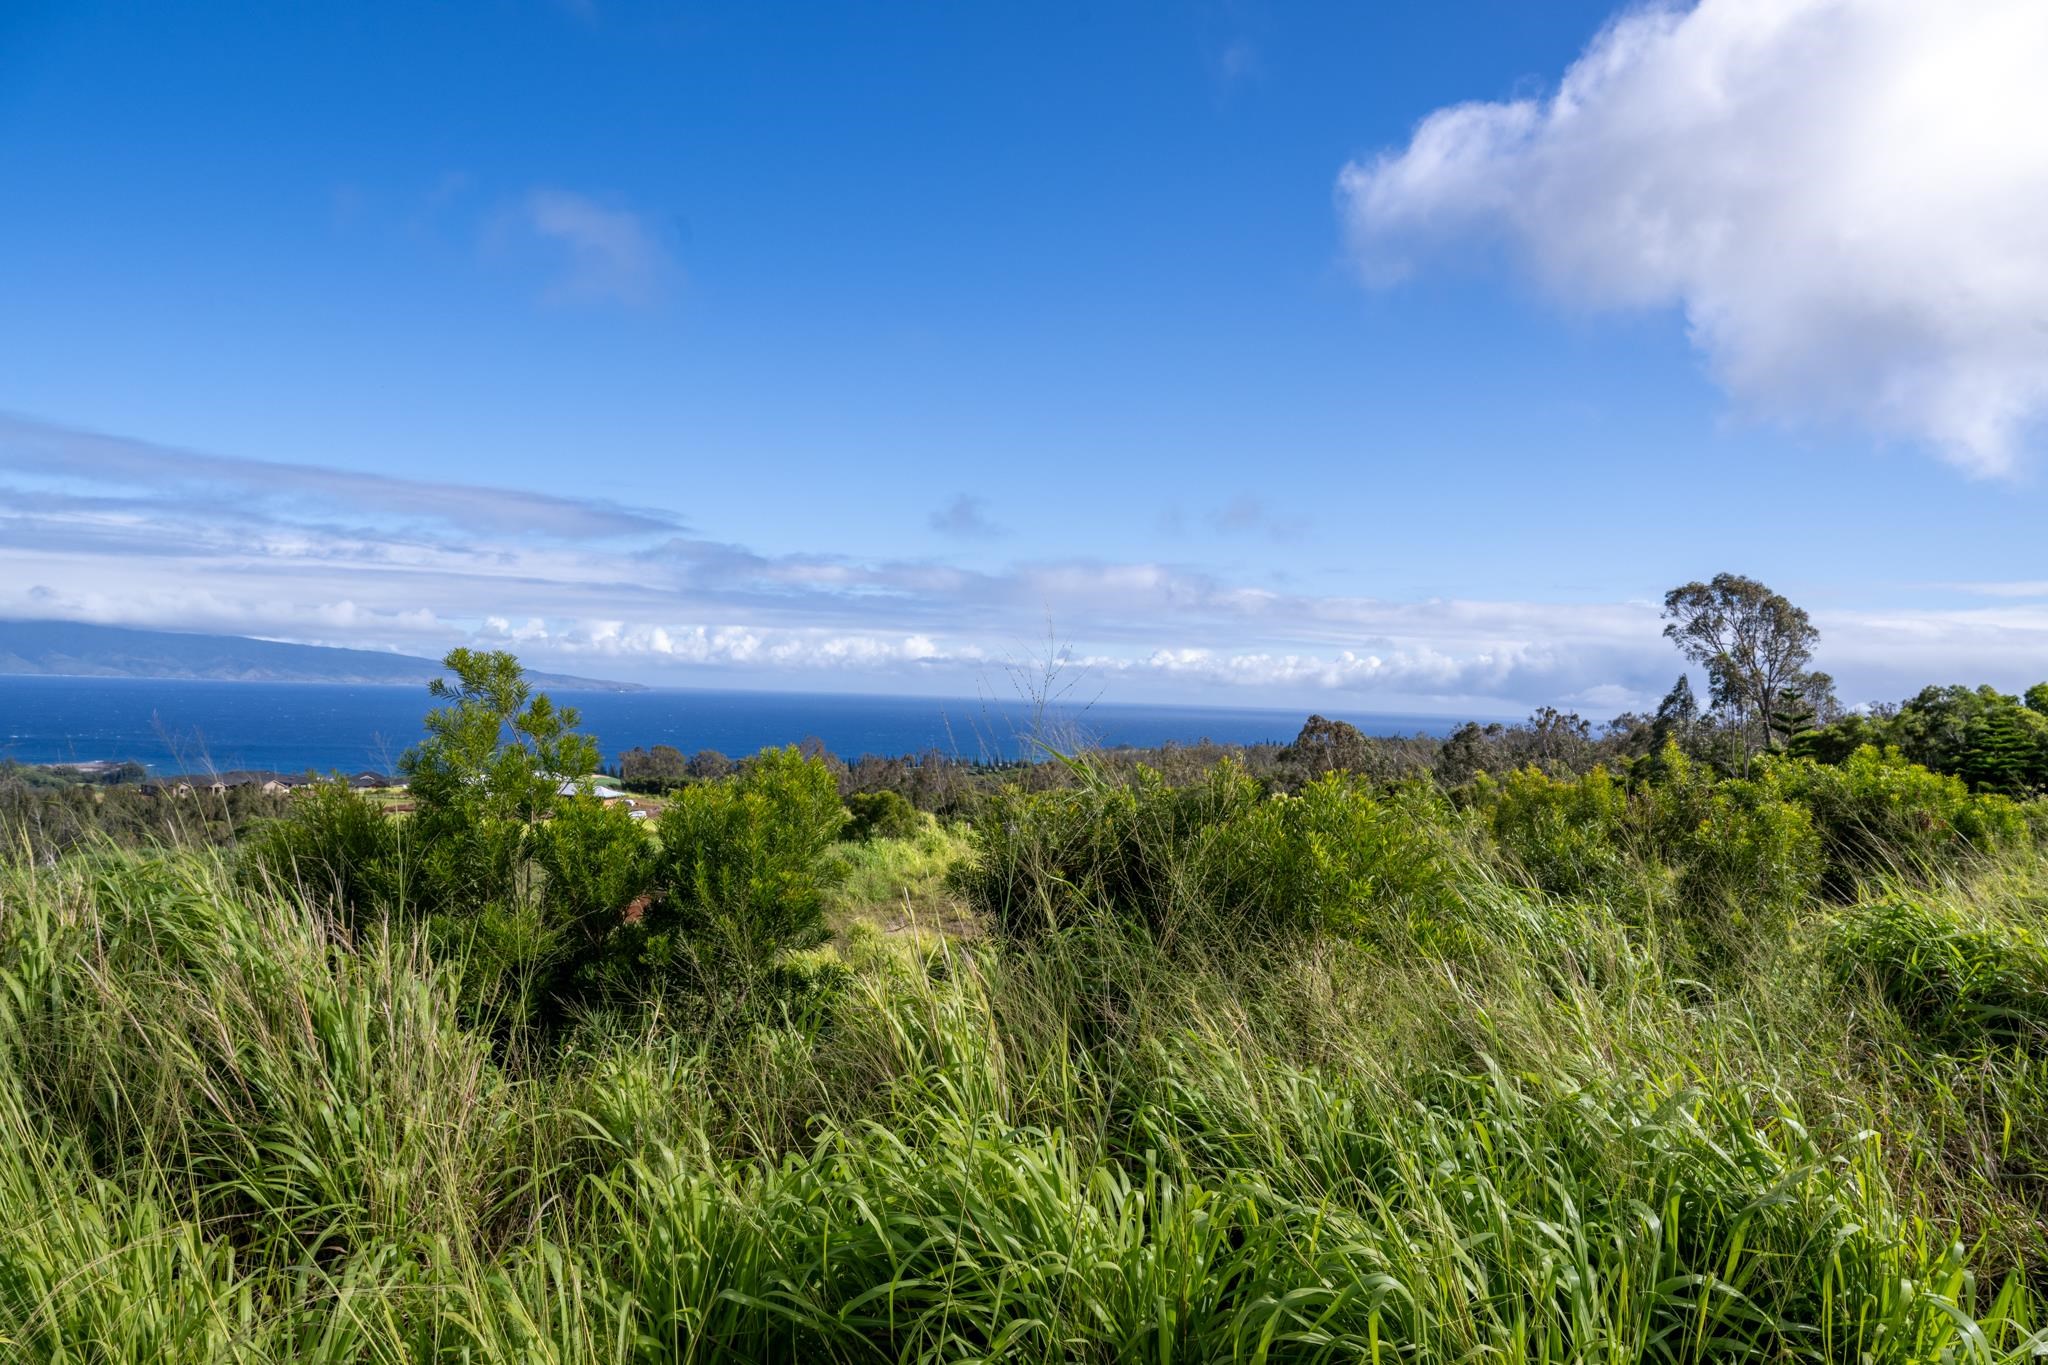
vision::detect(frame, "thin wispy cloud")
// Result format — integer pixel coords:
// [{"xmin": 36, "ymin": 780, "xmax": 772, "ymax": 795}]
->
[
  {"xmin": 519, "ymin": 188, "xmax": 673, "ymax": 307},
  {"xmin": 1160, "ymin": 495, "xmax": 1306, "ymax": 541},
  {"xmin": 7, "ymin": 413, "xmax": 2047, "ymax": 711},
  {"xmin": 1206, "ymin": 493, "xmax": 1305, "ymax": 541},
  {"xmin": 928, "ymin": 494, "xmax": 1006, "ymax": 539},
  {"xmin": 0, "ymin": 414, "xmax": 683, "ymax": 540},
  {"xmin": 1215, "ymin": 38, "xmax": 1262, "ymax": 89},
  {"xmin": 1948, "ymin": 581, "xmax": 2048, "ymax": 600},
  {"xmin": 1201, "ymin": 0, "xmax": 1268, "ymax": 96},
  {"xmin": 1339, "ymin": 0, "xmax": 2048, "ymax": 476}
]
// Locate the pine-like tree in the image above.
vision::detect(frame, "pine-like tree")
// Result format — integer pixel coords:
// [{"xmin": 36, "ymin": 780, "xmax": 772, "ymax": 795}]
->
[
  {"xmin": 1650, "ymin": 675, "xmax": 1701, "ymax": 752},
  {"xmin": 1961, "ymin": 707, "xmax": 2038, "ymax": 794},
  {"xmin": 1769, "ymin": 686, "xmax": 1818, "ymax": 746}
]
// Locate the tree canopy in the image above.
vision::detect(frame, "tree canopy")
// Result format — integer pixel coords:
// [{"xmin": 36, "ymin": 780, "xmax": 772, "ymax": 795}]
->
[{"xmin": 1662, "ymin": 574, "xmax": 1833, "ymax": 755}]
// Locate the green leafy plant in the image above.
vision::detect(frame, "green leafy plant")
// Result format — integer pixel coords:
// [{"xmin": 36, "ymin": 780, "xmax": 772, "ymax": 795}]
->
[
  {"xmin": 1761, "ymin": 745, "xmax": 2031, "ymax": 893},
  {"xmin": 843, "ymin": 788, "xmax": 922, "ymax": 842},
  {"xmin": 241, "ymin": 777, "xmax": 409, "ymax": 922},
  {"xmin": 962, "ymin": 759, "xmax": 1472, "ymax": 947},
  {"xmin": 648, "ymin": 746, "xmax": 847, "ymax": 1013}
]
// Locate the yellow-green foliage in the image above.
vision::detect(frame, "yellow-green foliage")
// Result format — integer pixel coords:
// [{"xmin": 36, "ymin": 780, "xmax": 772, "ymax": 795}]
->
[
  {"xmin": 1760, "ymin": 745, "xmax": 2034, "ymax": 890},
  {"xmin": 1470, "ymin": 747, "xmax": 1823, "ymax": 946},
  {"xmin": 1470, "ymin": 762, "xmax": 1636, "ymax": 900},
  {"xmin": 961, "ymin": 760, "xmax": 1475, "ymax": 943},
  {"xmin": 1468, "ymin": 743, "xmax": 2040, "ymax": 931},
  {"xmin": 825, "ymin": 819, "xmax": 970, "ymax": 922}
]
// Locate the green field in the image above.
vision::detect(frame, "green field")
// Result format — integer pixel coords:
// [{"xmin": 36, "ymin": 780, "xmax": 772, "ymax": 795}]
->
[{"xmin": 4, "ymin": 732, "xmax": 2048, "ymax": 1362}]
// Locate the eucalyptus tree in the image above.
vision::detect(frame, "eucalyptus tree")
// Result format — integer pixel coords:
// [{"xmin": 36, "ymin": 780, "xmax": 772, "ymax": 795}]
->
[{"xmin": 1662, "ymin": 574, "xmax": 1833, "ymax": 756}]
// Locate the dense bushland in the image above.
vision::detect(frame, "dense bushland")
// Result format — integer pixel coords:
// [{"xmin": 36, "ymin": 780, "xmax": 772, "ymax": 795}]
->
[{"xmin": 6, "ymin": 647, "xmax": 2048, "ymax": 1361}]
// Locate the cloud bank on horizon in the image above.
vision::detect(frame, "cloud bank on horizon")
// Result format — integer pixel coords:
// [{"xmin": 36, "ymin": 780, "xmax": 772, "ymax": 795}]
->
[
  {"xmin": 4, "ymin": 412, "xmax": 2045, "ymax": 716},
  {"xmin": 1340, "ymin": 0, "xmax": 2048, "ymax": 476}
]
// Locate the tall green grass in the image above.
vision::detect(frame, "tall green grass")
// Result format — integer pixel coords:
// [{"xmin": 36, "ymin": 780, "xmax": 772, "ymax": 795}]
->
[{"xmin": 2, "ymin": 824, "xmax": 2045, "ymax": 1361}]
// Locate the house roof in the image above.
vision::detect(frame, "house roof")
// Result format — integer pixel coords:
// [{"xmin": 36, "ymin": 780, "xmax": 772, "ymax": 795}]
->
[{"xmin": 556, "ymin": 778, "xmax": 625, "ymax": 800}]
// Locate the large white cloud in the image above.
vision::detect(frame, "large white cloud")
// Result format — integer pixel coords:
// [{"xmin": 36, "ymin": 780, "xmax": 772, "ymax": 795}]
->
[{"xmin": 1339, "ymin": 0, "xmax": 2048, "ymax": 475}]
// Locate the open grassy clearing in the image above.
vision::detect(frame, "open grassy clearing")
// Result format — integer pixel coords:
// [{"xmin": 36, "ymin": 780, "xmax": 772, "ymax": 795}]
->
[{"xmin": 823, "ymin": 818, "xmax": 981, "ymax": 942}]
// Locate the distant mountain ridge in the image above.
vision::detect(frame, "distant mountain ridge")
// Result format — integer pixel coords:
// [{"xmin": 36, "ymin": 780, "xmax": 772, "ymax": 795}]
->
[{"xmin": 0, "ymin": 620, "xmax": 644, "ymax": 691}]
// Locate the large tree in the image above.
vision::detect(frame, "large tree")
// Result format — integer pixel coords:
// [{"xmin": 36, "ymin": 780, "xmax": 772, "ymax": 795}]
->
[
  {"xmin": 1288, "ymin": 714, "xmax": 1373, "ymax": 777},
  {"xmin": 1661, "ymin": 574, "xmax": 1825, "ymax": 755}
]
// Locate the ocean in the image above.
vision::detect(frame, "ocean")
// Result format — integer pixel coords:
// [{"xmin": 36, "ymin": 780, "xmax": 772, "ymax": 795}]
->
[{"xmin": 0, "ymin": 676, "xmax": 1465, "ymax": 776}]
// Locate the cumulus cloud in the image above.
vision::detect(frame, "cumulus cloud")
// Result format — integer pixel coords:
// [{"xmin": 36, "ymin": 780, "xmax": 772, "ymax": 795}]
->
[
  {"xmin": 520, "ymin": 188, "xmax": 672, "ymax": 307},
  {"xmin": 1339, "ymin": 0, "xmax": 2048, "ymax": 475}
]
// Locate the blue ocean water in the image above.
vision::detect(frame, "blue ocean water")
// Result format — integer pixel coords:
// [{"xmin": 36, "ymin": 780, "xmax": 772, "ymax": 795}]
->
[{"xmin": 0, "ymin": 676, "xmax": 1465, "ymax": 775}]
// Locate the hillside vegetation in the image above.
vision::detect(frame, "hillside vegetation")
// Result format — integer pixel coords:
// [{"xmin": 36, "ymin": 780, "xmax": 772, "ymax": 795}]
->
[{"xmin": 4, "ymin": 645, "xmax": 2048, "ymax": 1362}]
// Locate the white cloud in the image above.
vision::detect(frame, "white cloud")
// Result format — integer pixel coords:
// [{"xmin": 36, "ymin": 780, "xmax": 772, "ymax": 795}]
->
[
  {"xmin": 530, "ymin": 620, "xmax": 959, "ymax": 672},
  {"xmin": 1338, "ymin": 0, "xmax": 2048, "ymax": 475},
  {"xmin": 1947, "ymin": 580, "xmax": 2048, "ymax": 600},
  {"xmin": 521, "ymin": 188, "xmax": 671, "ymax": 307},
  {"xmin": 7, "ymin": 414, "xmax": 2046, "ymax": 710},
  {"xmin": 0, "ymin": 413, "xmax": 680, "ymax": 538}
]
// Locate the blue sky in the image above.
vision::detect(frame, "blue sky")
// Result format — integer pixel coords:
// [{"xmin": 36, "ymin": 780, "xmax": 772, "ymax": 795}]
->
[{"xmin": 3, "ymin": 0, "xmax": 2045, "ymax": 714}]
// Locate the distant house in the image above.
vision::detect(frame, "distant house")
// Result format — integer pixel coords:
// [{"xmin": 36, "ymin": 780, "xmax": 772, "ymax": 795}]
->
[
  {"xmin": 197, "ymin": 775, "xmax": 272, "ymax": 795},
  {"xmin": 349, "ymin": 771, "xmax": 389, "ymax": 790},
  {"xmin": 259, "ymin": 778, "xmax": 293, "ymax": 795},
  {"xmin": 555, "ymin": 777, "xmax": 632, "ymax": 808}
]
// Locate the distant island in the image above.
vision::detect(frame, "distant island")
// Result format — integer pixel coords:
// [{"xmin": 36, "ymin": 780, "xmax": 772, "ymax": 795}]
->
[{"xmin": 0, "ymin": 620, "xmax": 644, "ymax": 691}]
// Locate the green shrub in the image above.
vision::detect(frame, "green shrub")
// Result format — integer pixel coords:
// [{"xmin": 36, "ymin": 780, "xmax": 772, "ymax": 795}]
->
[
  {"xmin": 1663, "ymin": 779, "xmax": 1822, "ymax": 945},
  {"xmin": 534, "ymin": 793, "xmax": 658, "ymax": 1002},
  {"xmin": 1761, "ymin": 746, "xmax": 2031, "ymax": 893},
  {"xmin": 241, "ymin": 779, "xmax": 408, "ymax": 922},
  {"xmin": 1468, "ymin": 748, "xmax": 1821, "ymax": 957},
  {"xmin": 962, "ymin": 761, "xmax": 1470, "ymax": 946},
  {"xmin": 960, "ymin": 762, "xmax": 1248, "ymax": 940},
  {"xmin": 649, "ymin": 747, "xmax": 847, "ymax": 1012},
  {"xmin": 1470, "ymin": 763, "xmax": 1635, "ymax": 901},
  {"xmin": 412, "ymin": 809, "xmax": 530, "ymax": 922},
  {"xmin": 1246, "ymin": 773, "xmax": 1472, "ymax": 944},
  {"xmin": 842, "ymin": 788, "xmax": 921, "ymax": 842}
]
